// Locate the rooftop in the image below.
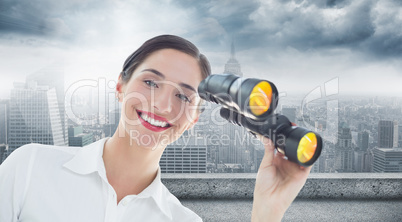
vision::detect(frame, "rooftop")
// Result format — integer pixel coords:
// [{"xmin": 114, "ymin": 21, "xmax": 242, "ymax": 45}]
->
[
  {"xmin": 181, "ymin": 199, "xmax": 402, "ymax": 222},
  {"xmin": 162, "ymin": 173, "xmax": 402, "ymax": 221},
  {"xmin": 376, "ymin": 147, "xmax": 402, "ymax": 152}
]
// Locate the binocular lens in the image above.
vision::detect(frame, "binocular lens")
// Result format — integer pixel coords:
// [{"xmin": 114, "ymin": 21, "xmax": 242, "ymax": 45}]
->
[
  {"xmin": 249, "ymin": 81, "xmax": 272, "ymax": 116},
  {"xmin": 297, "ymin": 132, "xmax": 318, "ymax": 163}
]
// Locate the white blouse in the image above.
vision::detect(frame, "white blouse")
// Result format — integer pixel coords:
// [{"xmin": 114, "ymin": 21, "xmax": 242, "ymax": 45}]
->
[{"xmin": 0, "ymin": 138, "xmax": 202, "ymax": 222}]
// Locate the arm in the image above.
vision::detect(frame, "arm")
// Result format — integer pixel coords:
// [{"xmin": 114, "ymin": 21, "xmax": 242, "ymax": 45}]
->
[
  {"xmin": 0, "ymin": 145, "xmax": 34, "ymax": 222},
  {"xmin": 251, "ymin": 137, "xmax": 311, "ymax": 222}
]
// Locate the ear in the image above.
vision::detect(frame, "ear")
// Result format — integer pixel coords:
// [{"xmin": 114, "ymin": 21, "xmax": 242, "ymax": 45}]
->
[{"xmin": 116, "ymin": 75, "xmax": 125, "ymax": 102}]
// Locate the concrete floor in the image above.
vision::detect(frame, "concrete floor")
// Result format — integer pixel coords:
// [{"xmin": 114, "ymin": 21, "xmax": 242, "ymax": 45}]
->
[{"xmin": 181, "ymin": 199, "xmax": 402, "ymax": 222}]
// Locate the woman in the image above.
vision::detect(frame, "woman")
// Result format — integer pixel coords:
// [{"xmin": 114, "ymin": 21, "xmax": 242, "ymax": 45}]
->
[{"xmin": 0, "ymin": 35, "xmax": 311, "ymax": 221}]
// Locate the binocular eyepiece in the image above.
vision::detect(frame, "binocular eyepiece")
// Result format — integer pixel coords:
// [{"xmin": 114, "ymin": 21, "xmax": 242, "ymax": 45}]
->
[{"xmin": 198, "ymin": 74, "xmax": 323, "ymax": 167}]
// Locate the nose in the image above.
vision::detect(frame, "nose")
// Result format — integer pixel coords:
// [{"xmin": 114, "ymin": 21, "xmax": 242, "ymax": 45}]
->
[{"xmin": 152, "ymin": 88, "xmax": 173, "ymax": 114}]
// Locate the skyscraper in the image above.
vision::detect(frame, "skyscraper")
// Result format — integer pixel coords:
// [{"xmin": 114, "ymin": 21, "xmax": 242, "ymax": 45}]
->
[
  {"xmin": 220, "ymin": 41, "xmax": 251, "ymax": 166},
  {"xmin": 26, "ymin": 64, "xmax": 68, "ymax": 146},
  {"xmin": 68, "ymin": 126, "xmax": 93, "ymax": 147},
  {"xmin": 378, "ymin": 120, "xmax": 395, "ymax": 148},
  {"xmin": 353, "ymin": 150, "xmax": 365, "ymax": 172},
  {"xmin": 372, "ymin": 148, "xmax": 402, "ymax": 172},
  {"xmin": 224, "ymin": 41, "xmax": 243, "ymax": 77},
  {"xmin": 399, "ymin": 125, "xmax": 402, "ymax": 147},
  {"xmin": 357, "ymin": 131, "xmax": 369, "ymax": 151},
  {"xmin": 393, "ymin": 121, "xmax": 399, "ymax": 148},
  {"xmin": 7, "ymin": 81, "xmax": 65, "ymax": 155},
  {"xmin": 0, "ymin": 144, "xmax": 6, "ymax": 164},
  {"xmin": 338, "ymin": 127, "xmax": 353, "ymax": 148},
  {"xmin": 160, "ymin": 133, "xmax": 207, "ymax": 173},
  {"xmin": 335, "ymin": 127, "xmax": 354, "ymax": 172},
  {"xmin": 0, "ymin": 100, "xmax": 9, "ymax": 145}
]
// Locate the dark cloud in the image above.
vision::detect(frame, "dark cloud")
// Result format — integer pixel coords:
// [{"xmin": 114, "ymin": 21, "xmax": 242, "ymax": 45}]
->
[
  {"xmin": 174, "ymin": 0, "xmax": 401, "ymax": 58},
  {"xmin": 0, "ymin": 0, "xmax": 113, "ymax": 40},
  {"xmin": 1, "ymin": 0, "xmax": 401, "ymax": 58},
  {"xmin": 0, "ymin": 0, "xmax": 50, "ymax": 36}
]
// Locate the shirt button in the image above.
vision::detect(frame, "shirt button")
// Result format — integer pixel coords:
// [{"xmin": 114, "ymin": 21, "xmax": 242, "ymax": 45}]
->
[{"xmin": 121, "ymin": 199, "xmax": 129, "ymax": 206}]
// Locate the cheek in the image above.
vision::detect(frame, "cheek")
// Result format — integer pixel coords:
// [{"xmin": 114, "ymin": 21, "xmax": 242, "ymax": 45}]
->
[
  {"xmin": 123, "ymin": 86, "xmax": 152, "ymax": 109},
  {"xmin": 178, "ymin": 107, "xmax": 198, "ymax": 125}
]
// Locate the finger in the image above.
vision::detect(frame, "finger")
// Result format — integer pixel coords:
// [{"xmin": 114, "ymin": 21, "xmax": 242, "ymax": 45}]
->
[
  {"xmin": 258, "ymin": 136, "xmax": 276, "ymax": 169},
  {"xmin": 301, "ymin": 165, "xmax": 313, "ymax": 173}
]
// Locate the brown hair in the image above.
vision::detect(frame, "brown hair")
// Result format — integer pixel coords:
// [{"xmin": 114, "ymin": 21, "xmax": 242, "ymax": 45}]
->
[{"xmin": 121, "ymin": 35, "xmax": 211, "ymax": 83}]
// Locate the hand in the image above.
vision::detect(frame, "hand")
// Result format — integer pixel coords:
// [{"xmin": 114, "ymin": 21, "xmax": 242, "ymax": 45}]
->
[{"xmin": 251, "ymin": 136, "xmax": 312, "ymax": 222}]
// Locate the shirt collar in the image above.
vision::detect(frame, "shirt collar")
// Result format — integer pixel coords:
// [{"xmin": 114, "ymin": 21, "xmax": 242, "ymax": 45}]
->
[
  {"xmin": 139, "ymin": 167, "xmax": 172, "ymax": 220},
  {"xmin": 63, "ymin": 138, "xmax": 173, "ymax": 220},
  {"xmin": 63, "ymin": 138, "xmax": 107, "ymax": 175}
]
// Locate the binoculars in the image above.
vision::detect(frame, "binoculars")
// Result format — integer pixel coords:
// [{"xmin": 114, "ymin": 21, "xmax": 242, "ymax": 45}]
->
[{"xmin": 198, "ymin": 74, "xmax": 322, "ymax": 167}]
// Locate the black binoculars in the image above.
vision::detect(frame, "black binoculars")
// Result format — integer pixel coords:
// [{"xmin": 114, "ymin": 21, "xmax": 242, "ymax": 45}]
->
[{"xmin": 198, "ymin": 74, "xmax": 322, "ymax": 167}]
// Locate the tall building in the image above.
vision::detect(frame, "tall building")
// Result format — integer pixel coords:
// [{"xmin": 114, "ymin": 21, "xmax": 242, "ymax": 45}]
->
[
  {"xmin": 354, "ymin": 150, "xmax": 365, "ymax": 172},
  {"xmin": 357, "ymin": 131, "xmax": 369, "ymax": 151},
  {"xmin": 191, "ymin": 40, "xmax": 264, "ymax": 171},
  {"xmin": 107, "ymin": 108, "xmax": 120, "ymax": 137},
  {"xmin": 68, "ymin": 126, "xmax": 93, "ymax": 147},
  {"xmin": 0, "ymin": 144, "xmax": 6, "ymax": 164},
  {"xmin": 363, "ymin": 151, "xmax": 373, "ymax": 172},
  {"xmin": 7, "ymin": 81, "xmax": 65, "ymax": 155},
  {"xmin": 160, "ymin": 134, "xmax": 207, "ymax": 173},
  {"xmin": 335, "ymin": 127, "xmax": 354, "ymax": 172},
  {"xmin": 224, "ymin": 41, "xmax": 243, "ymax": 77},
  {"xmin": 195, "ymin": 103, "xmax": 224, "ymax": 171},
  {"xmin": 335, "ymin": 149, "xmax": 354, "ymax": 172},
  {"xmin": 219, "ymin": 122, "xmax": 249, "ymax": 164},
  {"xmin": 399, "ymin": 125, "xmax": 402, "ymax": 147},
  {"xmin": 318, "ymin": 153, "xmax": 327, "ymax": 173},
  {"xmin": 219, "ymin": 41, "xmax": 251, "ymax": 166},
  {"xmin": 338, "ymin": 127, "xmax": 353, "ymax": 148},
  {"xmin": 0, "ymin": 100, "xmax": 9, "ymax": 145},
  {"xmin": 26, "ymin": 64, "xmax": 68, "ymax": 146},
  {"xmin": 378, "ymin": 120, "xmax": 395, "ymax": 148},
  {"xmin": 372, "ymin": 148, "xmax": 402, "ymax": 172},
  {"xmin": 393, "ymin": 121, "xmax": 399, "ymax": 148}
]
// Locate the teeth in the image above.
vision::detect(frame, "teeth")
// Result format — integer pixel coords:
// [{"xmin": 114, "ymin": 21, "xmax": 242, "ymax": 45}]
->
[{"xmin": 140, "ymin": 113, "xmax": 169, "ymax": 127}]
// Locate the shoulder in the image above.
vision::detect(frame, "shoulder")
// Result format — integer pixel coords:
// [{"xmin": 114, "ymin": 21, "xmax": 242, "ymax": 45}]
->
[
  {"xmin": 1, "ymin": 143, "xmax": 80, "ymax": 172},
  {"xmin": 161, "ymin": 185, "xmax": 203, "ymax": 222},
  {"xmin": 10, "ymin": 143, "xmax": 79, "ymax": 159}
]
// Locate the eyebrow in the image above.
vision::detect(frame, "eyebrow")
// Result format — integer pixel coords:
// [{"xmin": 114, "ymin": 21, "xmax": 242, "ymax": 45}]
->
[{"xmin": 141, "ymin": 69, "xmax": 197, "ymax": 93}]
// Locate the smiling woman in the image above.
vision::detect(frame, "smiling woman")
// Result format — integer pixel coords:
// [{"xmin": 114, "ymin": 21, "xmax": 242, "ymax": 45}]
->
[
  {"xmin": 115, "ymin": 48, "xmax": 205, "ymax": 151},
  {"xmin": 0, "ymin": 35, "xmax": 312, "ymax": 222}
]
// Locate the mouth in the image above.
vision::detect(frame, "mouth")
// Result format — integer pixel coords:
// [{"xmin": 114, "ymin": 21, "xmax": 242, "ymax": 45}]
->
[{"xmin": 136, "ymin": 109, "xmax": 172, "ymax": 132}]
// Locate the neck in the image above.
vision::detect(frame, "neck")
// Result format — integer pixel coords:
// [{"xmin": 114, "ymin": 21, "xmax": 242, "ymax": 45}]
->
[{"xmin": 103, "ymin": 125, "xmax": 165, "ymax": 193}]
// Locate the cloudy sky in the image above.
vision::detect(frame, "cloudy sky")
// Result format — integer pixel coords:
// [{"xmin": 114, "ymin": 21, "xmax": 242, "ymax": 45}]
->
[{"xmin": 0, "ymin": 0, "xmax": 401, "ymax": 99}]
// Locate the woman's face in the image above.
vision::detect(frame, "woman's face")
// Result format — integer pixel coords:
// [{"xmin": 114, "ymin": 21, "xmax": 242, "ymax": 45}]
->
[{"xmin": 118, "ymin": 49, "xmax": 203, "ymax": 150}]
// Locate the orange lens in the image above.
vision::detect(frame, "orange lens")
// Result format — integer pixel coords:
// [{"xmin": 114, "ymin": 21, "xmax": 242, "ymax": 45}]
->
[
  {"xmin": 249, "ymin": 81, "xmax": 272, "ymax": 116},
  {"xmin": 297, "ymin": 132, "xmax": 317, "ymax": 163}
]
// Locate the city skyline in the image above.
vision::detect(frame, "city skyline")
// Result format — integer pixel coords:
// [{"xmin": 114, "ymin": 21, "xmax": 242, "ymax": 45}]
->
[
  {"xmin": 2, "ymin": 53, "xmax": 402, "ymax": 173},
  {"xmin": 1, "ymin": 62, "xmax": 402, "ymax": 173},
  {"xmin": 1, "ymin": 0, "xmax": 402, "ymax": 173},
  {"xmin": 1, "ymin": 0, "xmax": 402, "ymax": 98}
]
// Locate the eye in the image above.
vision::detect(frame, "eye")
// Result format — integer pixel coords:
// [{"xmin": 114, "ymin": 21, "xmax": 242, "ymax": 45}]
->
[
  {"xmin": 176, "ymin": 94, "xmax": 191, "ymax": 103},
  {"xmin": 144, "ymin": 80, "xmax": 158, "ymax": 88}
]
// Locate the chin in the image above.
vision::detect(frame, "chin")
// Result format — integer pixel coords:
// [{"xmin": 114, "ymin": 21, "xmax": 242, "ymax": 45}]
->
[{"xmin": 123, "ymin": 126, "xmax": 173, "ymax": 150}]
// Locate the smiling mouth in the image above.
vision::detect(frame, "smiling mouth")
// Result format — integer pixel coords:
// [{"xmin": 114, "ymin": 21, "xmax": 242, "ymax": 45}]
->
[{"xmin": 136, "ymin": 110, "xmax": 172, "ymax": 129}]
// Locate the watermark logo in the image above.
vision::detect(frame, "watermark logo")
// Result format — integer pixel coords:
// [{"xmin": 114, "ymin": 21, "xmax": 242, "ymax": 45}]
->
[
  {"xmin": 301, "ymin": 77, "xmax": 339, "ymax": 143},
  {"xmin": 64, "ymin": 76, "xmax": 339, "ymax": 147}
]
